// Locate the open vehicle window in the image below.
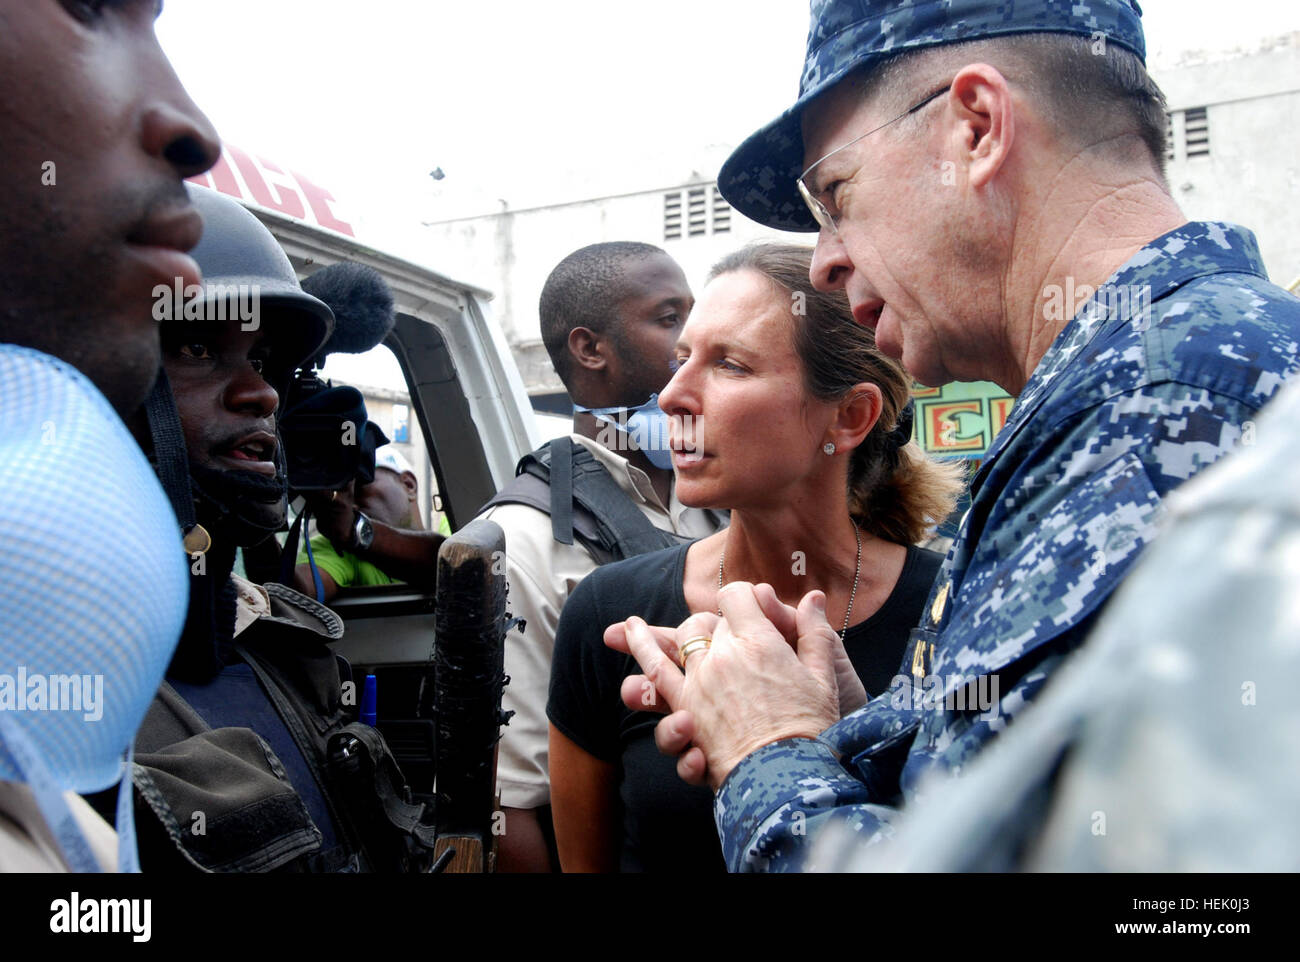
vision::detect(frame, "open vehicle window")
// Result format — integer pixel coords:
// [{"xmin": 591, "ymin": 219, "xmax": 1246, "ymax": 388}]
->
[{"xmin": 319, "ymin": 343, "xmax": 448, "ymax": 534}]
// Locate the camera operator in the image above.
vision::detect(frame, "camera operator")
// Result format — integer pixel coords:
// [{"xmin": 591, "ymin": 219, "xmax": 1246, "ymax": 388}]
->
[{"xmin": 295, "ymin": 445, "xmax": 444, "ymax": 603}]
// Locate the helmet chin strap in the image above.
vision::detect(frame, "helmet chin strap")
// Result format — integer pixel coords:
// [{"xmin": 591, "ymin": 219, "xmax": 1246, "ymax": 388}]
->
[
  {"xmin": 188, "ymin": 453, "xmax": 288, "ymax": 547},
  {"xmin": 144, "ymin": 369, "xmax": 204, "ymax": 549}
]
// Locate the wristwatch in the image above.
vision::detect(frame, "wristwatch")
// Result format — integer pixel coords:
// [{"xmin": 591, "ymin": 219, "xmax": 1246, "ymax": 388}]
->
[{"xmin": 351, "ymin": 510, "xmax": 375, "ymax": 552}]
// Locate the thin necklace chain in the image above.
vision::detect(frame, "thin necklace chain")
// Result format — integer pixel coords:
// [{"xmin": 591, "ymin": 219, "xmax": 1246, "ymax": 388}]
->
[{"xmin": 717, "ymin": 524, "xmax": 862, "ymax": 639}]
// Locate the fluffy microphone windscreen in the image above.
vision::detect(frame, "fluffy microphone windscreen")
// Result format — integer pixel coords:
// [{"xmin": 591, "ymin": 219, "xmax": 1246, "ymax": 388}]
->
[{"xmin": 302, "ymin": 261, "xmax": 397, "ymax": 357}]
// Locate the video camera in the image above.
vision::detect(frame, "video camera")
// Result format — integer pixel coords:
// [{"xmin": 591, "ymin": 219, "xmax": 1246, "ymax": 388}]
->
[{"xmin": 279, "ymin": 262, "xmax": 397, "ymax": 494}]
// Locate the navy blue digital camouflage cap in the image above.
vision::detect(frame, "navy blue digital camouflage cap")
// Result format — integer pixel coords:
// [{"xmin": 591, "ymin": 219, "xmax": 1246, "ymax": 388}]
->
[{"xmin": 718, "ymin": 0, "xmax": 1147, "ymax": 232}]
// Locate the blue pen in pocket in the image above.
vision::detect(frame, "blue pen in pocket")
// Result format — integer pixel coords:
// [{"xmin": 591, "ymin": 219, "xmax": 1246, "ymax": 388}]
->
[{"xmin": 361, "ymin": 673, "xmax": 378, "ymax": 727}]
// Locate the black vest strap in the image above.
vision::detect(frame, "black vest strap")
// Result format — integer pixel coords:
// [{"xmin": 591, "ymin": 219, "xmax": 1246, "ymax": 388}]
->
[
  {"xmin": 482, "ymin": 438, "xmax": 691, "ymax": 566},
  {"xmin": 549, "ymin": 436, "xmax": 575, "ymax": 546}
]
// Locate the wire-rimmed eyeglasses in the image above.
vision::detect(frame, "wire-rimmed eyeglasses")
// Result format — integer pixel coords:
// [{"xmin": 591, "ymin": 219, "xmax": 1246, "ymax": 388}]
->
[{"xmin": 797, "ymin": 84, "xmax": 951, "ymax": 234}]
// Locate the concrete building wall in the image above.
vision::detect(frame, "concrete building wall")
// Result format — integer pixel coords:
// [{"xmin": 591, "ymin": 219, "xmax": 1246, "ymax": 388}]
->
[
  {"xmin": 423, "ymin": 186, "xmax": 809, "ymax": 398},
  {"xmin": 1154, "ymin": 36, "xmax": 1300, "ymax": 288}
]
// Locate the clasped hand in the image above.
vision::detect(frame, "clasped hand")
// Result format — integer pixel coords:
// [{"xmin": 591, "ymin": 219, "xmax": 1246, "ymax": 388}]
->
[{"xmin": 603, "ymin": 581, "xmax": 867, "ymax": 792}]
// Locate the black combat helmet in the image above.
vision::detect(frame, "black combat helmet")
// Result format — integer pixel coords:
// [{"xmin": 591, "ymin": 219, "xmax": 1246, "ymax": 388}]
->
[{"xmin": 181, "ymin": 184, "xmax": 334, "ymax": 396}]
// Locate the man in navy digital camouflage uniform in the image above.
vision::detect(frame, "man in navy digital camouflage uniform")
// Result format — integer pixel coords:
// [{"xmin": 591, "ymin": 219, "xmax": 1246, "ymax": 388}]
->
[
  {"xmin": 839, "ymin": 372, "xmax": 1300, "ymax": 872},
  {"xmin": 609, "ymin": 0, "xmax": 1300, "ymax": 872}
]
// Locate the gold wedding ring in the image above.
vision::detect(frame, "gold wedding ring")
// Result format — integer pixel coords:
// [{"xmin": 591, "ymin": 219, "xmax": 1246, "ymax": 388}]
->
[{"xmin": 677, "ymin": 635, "xmax": 713, "ymax": 667}]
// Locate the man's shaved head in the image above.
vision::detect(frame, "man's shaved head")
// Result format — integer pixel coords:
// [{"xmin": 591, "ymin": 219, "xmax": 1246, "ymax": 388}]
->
[{"xmin": 540, "ymin": 242, "xmax": 670, "ymax": 388}]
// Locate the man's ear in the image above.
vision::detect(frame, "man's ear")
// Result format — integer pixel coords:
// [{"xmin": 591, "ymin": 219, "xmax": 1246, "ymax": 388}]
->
[
  {"xmin": 828, "ymin": 383, "xmax": 883, "ymax": 454},
  {"xmin": 947, "ymin": 63, "xmax": 1015, "ymax": 191},
  {"xmin": 400, "ymin": 470, "xmax": 418, "ymax": 501},
  {"xmin": 568, "ymin": 326, "xmax": 608, "ymax": 373}
]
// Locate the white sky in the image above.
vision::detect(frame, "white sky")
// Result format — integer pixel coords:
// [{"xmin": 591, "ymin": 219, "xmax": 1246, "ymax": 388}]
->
[
  {"xmin": 158, "ymin": 0, "xmax": 1300, "ymax": 260},
  {"xmin": 156, "ymin": 1, "xmax": 1300, "ymax": 392}
]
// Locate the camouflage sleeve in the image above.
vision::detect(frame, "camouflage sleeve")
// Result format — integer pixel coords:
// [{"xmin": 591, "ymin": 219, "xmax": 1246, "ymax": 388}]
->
[
  {"xmin": 714, "ymin": 647, "xmax": 1073, "ymax": 872},
  {"xmin": 713, "ymin": 691, "xmax": 917, "ymax": 872},
  {"xmin": 713, "ymin": 738, "xmax": 900, "ymax": 873}
]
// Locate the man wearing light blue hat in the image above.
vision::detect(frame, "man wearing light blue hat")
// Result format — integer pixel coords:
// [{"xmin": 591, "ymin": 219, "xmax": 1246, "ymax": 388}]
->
[{"xmin": 612, "ymin": 0, "xmax": 1300, "ymax": 871}]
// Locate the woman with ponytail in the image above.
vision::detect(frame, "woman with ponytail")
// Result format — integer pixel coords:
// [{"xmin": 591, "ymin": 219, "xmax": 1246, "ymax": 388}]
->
[{"xmin": 546, "ymin": 243, "xmax": 964, "ymax": 872}]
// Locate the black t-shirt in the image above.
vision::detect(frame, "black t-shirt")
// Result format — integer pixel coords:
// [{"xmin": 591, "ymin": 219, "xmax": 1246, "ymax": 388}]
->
[{"xmin": 548, "ymin": 541, "xmax": 943, "ymax": 873}]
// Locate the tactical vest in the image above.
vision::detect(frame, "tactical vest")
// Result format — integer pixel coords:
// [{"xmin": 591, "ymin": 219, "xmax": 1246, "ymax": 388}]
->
[
  {"xmin": 129, "ymin": 582, "xmax": 438, "ymax": 873},
  {"xmin": 481, "ymin": 437, "xmax": 723, "ymax": 565}
]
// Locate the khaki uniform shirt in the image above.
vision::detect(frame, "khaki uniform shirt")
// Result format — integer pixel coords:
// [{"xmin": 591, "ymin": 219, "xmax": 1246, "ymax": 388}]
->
[
  {"xmin": 231, "ymin": 574, "xmax": 272, "ymax": 638},
  {"xmin": 0, "ymin": 781, "xmax": 117, "ymax": 872},
  {"xmin": 478, "ymin": 435, "xmax": 723, "ymax": 809}
]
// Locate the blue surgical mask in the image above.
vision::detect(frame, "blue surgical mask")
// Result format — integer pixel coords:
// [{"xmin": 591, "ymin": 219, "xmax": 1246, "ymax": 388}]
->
[
  {"xmin": 574, "ymin": 394, "xmax": 675, "ymax": 471},
  {"xmin": 0, "ymin": 345, "xmax": 188, "ymax": 871}
]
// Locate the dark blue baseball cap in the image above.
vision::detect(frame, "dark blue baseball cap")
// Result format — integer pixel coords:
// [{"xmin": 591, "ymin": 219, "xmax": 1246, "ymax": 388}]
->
[{"xmin": 718, "ymin": 0, "xmax": 1147, "ymax": 232}]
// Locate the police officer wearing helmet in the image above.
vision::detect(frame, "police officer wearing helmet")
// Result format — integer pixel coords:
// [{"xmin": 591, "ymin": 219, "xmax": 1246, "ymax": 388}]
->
[
  {"xmin": 110, "ymin": 185, "xmax": 437, "ymax": 873},
  {"xmin": 149, "ymin": 184, "xmax": 334, "ymax": 679}
]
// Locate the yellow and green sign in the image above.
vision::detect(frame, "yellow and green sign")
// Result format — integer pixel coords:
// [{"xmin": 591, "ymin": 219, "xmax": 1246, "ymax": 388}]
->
[{"xmin": 911, "ymin": 382, "xmax": 1016, "ymax": 460}]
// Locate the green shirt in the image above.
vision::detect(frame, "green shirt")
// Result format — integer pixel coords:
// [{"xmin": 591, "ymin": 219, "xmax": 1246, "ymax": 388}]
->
[{"xmin": 298, "ymin": 534, "xmax": 397, "ymax": 589}]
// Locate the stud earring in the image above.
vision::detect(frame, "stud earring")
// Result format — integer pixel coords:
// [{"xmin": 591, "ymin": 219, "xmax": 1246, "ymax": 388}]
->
[{"xmin": 823, "ymin": 442, "xmax": 836, "ymax": 455}]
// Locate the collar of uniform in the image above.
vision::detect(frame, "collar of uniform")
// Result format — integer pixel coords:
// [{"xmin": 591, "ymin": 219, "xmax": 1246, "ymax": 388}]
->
[
  {"xmin": 989, "ymin": 222, "xmax": 1266, "ymax": 470},
  {"xmin": 569, "ymin": 433, "xmax": 670, "ymax": 514},
  {"xmin": 230, "ymin": 573, "xmax": 272, "ymax": 639}
]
